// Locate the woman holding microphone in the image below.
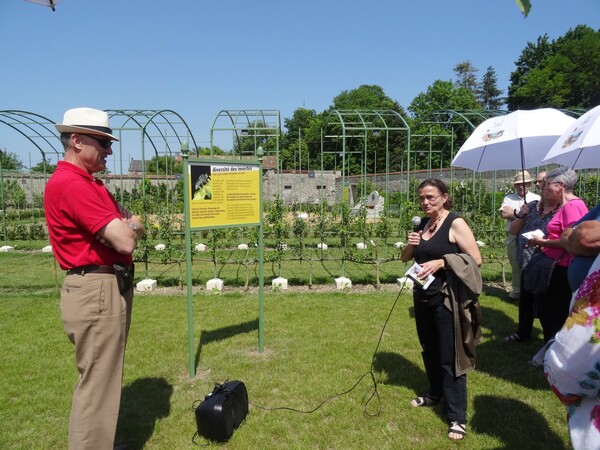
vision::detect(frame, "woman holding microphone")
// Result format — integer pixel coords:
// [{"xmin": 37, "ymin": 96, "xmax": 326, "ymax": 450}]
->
[{"xmin": 401, "ymin": 178, "xmax": 482, "ymax": 441}]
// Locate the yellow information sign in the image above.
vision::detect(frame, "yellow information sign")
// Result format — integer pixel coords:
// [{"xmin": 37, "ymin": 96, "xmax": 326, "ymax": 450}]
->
[{"xmin": 187, "ymin": 161, "xmax": 261, "ymax": 229}]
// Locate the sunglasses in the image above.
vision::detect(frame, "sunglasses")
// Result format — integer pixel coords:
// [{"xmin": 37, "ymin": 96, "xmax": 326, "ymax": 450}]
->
[{"xmin": 82, "ymin": 134, "xmax": 113, "ymax": 149}]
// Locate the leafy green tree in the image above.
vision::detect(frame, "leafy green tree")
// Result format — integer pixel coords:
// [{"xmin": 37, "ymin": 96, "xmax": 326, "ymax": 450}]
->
[
  {"xmin": 507, "ymin": 26, "xmax": 600, "ymax": 109},
  {"xmin": 325, "ymin": 85, "xmax": 407, "ymax": 176},
  {"xmin": 2, "ymin": 179, "xmax": 26, "ymax": 207},
  {"xmin": 480, "ymin": 66, "xmax": 504, "ymax": 110},
  {"xmin": 409, "ymin": 80, "xmax": 479, "ymax": 117},
  {"xmin": 145, "ymin": 155, "xmax": 182, "ymax": 175},
  {"xmin": 454, "ymin": 61, "xmax": 479, "ymax": 92},
  {"xmin": 409, "ymin": 80, "xmax": 479, "ymax": 169},
  {"xmin": 0, "ymin": 150, "xmax": 24, "ymax": 171},
  {"xmin": 196, "ymin": 145, "xmax": 227, "ymax": 156},
  {"xmin": 232, "ymin": 120, "xmax": 279, "ymax": 158},
  {"xmin": 332, "ymin": 84, "xmax": 403, "ymax": 111},
  {"xmin": 30, "ymin": 159, "xmax": 56, "ymax": 174},
  {"xmin": 282, "ymin": 108, "xmax": 320, "ymax": 171}
]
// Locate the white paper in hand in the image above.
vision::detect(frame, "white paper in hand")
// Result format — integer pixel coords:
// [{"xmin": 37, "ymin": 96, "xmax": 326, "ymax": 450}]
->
[
  {"xmin": 405, "ymin": 263, "xmax": 435, "ymax": 290},
  {"xmin": 521, "ymin": 229, "xmax": 545, "ymax": 240}
]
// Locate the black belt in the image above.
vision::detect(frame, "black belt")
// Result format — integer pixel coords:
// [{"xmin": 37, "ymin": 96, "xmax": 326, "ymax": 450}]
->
[{"xmin": 66, "ymin": 265, "xmax": 116, "ymax": 276}]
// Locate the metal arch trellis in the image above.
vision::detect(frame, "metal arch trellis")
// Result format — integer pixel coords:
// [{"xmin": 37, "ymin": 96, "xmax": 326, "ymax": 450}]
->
[
  {"xmin": 0, "ymin": 110, "xmax": 63, "ymax": 245},
  {"xmin": 0, "ymin": 109, "xmax": 62, "ymax": 174},
  {"xmin": 321, "ymin": 109, "xmax": 410, "ymax": 205},
  {"xmin": 104, "ymin": 109, "xmax": 200, "ymax": 278},
  {"xmin": 209, "ymin": 109, "xmax": 281, "ymax": 194}
]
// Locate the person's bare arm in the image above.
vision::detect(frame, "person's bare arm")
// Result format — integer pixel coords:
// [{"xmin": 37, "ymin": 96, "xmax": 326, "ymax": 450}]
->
[
  {"xmin": 561, "ymin": 221, "xmax": 600, "ymax": 256},
  {"xmin": 97, "ymin": 218, "xmax": 139, "ymax": 255},
  {"xmin": 450, "ymin": 218, "xmax": 483, "ymax": 266}
]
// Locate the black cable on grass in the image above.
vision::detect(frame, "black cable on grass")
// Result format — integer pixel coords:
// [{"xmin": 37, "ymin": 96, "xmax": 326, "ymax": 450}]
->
[{"xmin": 249, "ymin": 280, "xmax": 410, "ymax": 417}]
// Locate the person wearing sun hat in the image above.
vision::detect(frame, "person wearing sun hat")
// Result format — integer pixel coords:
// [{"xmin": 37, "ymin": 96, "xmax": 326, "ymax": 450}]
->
[
  {"xmin": 499, "ymin": 170, "xmax": 540, "ymax": 301},
  {"xmin": 44, "ymin": 107, "xmax": 144, "ymax": 449}
]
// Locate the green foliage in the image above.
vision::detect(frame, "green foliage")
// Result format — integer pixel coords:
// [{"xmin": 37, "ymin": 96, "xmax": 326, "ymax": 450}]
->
[
  {"xmin": 515, "ymin": 0, "xmax": 531, "ymax": 17},
  {"xmin": 480, "ymin": 66, "xmax": 504, "ymax": 110},
  {"xmin": 507, "ymin": 25, "xmax": 600, "ymax": 109},
  {"xmin": 1, "ymin": 179, "xmax": 27, "ymax": 208},
  {"xmin": 30, "ymin": 159, "xmax": 56, "ymax": 174},
  {"xmin": 144, "ymin": 155, "xmax": 182, "ymax": 175},
  {"xmin": 0, "ymin": 150, "xmax": 24, "ymax": 171},
  {"xmin": 332, "ymin": 84, "xmax": 404, "ymax": 112},
  {"xmin": 265, "ymin": 196, "xmax": 288, "ymax": 276}
]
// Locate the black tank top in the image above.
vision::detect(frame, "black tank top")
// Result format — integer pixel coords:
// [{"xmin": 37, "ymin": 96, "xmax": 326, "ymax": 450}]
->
[{"xmin": 414, "ymin": 212, "xmax": 460, "ymax": 300}]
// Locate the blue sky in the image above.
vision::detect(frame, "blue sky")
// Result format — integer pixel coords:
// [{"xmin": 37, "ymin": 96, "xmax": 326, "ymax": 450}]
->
[{"xmin": 1, "ymin": 0, "xmax": 599, "ymax": 168}]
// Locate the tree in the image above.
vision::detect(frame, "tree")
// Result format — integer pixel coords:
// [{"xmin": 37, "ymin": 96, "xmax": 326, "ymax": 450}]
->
[
  {"xmin": 327, "ymin": 85, "xmax": 406, "ymax": 176},
  {"xmin": 282, "ymin": 108, "xmax": 319, "ymax": 171},
  {"xmin": 453, "ymin": 61, "xmax": 479, "ymax": 92},
  {"xmin": 409, "ymin": 80, "xmax": 480, "ymax": 170},
  {"xmin": 409, "ymin": 80, "xmax": 479, "ymax": 117},
  {"xmin": 332, "ymin": 84, "xmax": 403, "ymax": 111},
  {"xmin": 145, "ymin": 155, "xmax": 182, "ymax": 175},
  {"xmin": 0, "ymin": 150, "xmax": 24, "ymax": 171},
  {"xmin": 30, "ymin": 159, "xmax": 56, "ymax": 174},
  {"xmin": 506, "ymin": 26, "xmax": 600, "ymax": 110},
  {"xmin": 479, "ymin": 66, "xmax": 504, "ymax": 110}
]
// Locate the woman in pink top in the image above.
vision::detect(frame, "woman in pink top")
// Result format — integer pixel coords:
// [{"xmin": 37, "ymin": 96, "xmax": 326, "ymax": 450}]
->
[{"xmin": 528, "ymin": 167, "xmax": 588, "ymax": 342}]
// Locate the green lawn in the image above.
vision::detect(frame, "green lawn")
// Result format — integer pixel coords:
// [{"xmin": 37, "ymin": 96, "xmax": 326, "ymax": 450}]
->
[{"xmin": 0, "ymin": 251, "xmax": 569, "ymax": 449}]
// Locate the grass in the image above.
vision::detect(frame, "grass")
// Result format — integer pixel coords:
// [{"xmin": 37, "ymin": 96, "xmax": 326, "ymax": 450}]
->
[{"xmin": 0, "ymin": 252, "xmax": 570, "ymax": 449}]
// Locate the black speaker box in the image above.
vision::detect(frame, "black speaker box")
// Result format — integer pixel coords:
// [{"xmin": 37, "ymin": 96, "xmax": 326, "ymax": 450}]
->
[{"xmin": 195, "ymin": 380, "xmax": 248, "ymax": 442}]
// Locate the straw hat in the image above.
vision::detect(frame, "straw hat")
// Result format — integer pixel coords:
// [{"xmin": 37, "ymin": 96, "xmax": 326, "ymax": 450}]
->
[
  {"xmin": 55, "ymin": 107, "xmax": 118, "ymax": 141},
  {"xmin": 512, "ymin": 170, "xmax": 533, "ymax": 184}
]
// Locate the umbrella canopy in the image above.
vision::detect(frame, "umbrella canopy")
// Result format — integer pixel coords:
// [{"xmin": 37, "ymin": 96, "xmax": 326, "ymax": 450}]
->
[
  {"xmin": 542, "ymin": 105, "xmax": 600, "ymax": 169},
  {"xmin": 451, "ymin": 108, "xmax": 575, "ymax": 172},
  {"xmin": 24, "ymin": 0, "xmax": 62, "ymax": 11}
]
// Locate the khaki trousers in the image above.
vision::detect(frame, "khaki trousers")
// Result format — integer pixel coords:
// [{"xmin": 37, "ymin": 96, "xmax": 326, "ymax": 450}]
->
[
  {"xmin": 506, "ymin": 233, "xmax": 521, "ymax": 296},
  {"xmin": 61, "ymin": 272, "xmax": 133, "ymax": 450}
]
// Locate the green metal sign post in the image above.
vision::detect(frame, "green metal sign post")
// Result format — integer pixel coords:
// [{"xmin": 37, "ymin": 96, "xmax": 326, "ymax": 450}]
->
[{"xmin": 181, "ymin": 143, "xmax": 264, "ymax": 377}]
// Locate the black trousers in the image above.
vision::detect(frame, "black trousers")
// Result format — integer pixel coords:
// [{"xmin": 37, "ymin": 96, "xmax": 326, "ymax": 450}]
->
[
  {"xmin": 537, "ymin": 265, "xmax": 572, "ymax": 343},
  {"xmin": 516, "ymin": 272, "xmax": 536, "ymax": 340},
  {"xmin": 414, "ymin": 295, "xmax": 467, "ymax": 423}
]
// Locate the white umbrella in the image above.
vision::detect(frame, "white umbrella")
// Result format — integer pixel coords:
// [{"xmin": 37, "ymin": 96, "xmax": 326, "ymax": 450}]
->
[
  {"xmin": 542, "ymin": 105, "xmax": 600, "ymax": 169},
  {"xmin": 24, "ymin": 0, "xmax": 62, "ymax": 11},
  {"xmin": 451, "ymin": 108, "xmax": 575, "ymax": 173}
]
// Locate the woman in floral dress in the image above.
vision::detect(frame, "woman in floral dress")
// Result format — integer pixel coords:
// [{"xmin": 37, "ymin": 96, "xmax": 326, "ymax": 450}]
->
[{"xmin": 545, "ymin": 252, "xmax": 600, "ymax": 449}]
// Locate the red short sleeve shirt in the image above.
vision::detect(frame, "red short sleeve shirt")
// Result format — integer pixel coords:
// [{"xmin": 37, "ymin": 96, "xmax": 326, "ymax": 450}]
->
[{"xmin": 44, "ymin": 161, "xmax": 133, "ymax": 269}]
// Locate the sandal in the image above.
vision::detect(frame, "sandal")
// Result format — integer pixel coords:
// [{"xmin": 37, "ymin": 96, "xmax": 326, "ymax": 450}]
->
[
  {"xmin": 504, "ymin": 333, "xmax": 523, "ymax": 343},
  {"xmin": 410, "ymin": 394, "xmax": 441, "ymax": 407},
  {"xmin": 448, "ymin": 421, "xmax": 466, "ymax": 440}
]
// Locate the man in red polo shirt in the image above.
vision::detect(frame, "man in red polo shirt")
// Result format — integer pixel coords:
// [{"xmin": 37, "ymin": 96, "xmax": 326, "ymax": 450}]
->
[{"xmin": 45, "ymin": 107, "xmax": 144, "ymax": 450}]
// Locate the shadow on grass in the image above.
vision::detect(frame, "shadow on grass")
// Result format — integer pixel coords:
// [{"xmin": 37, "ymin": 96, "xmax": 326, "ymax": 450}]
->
[
  {"xmin": 195, "ymin": 319, "xmax": 259, "ymax": 368},
  {"xmin": 372, "ymin": 351, "xmax": 428, "ymax": 394},
  {"xmin": 116, "ymin": 377, "xmax": 173, "ymax": 450},
  {"xmin": 476, "ymin": 304, "xmax": 549, "ymax": 390},
  {"xmin": 482, "ymin": 283, "xmax": 511, "ymax": 300},
  {"xmin": 471, "ymin": 395, "xmax": 565, "ymax": 449}
]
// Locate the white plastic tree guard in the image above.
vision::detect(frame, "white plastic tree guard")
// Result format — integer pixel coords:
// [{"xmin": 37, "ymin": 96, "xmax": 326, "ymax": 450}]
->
[
  {"xmin": 136, "ymin": 278, "xmax": 158, "ymax": 291},
  {"xmin": 334, "ymin": 276, "xmax": 352, "ymax": 290},
  {"xmin": 272, "ymin": 277, "xmax": 288, "ymax": 290},
  {"xmin": 206, "ymin": 278, "xmax": 224, "ymax": 291}
]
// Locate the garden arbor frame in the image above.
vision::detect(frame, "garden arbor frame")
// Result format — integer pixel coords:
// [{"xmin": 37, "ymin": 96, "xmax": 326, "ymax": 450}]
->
[
  {"xmin": 209, "ymin": 109, "xmax": 281, "ymax": 195},
  {"xmin": 0, "ymin": 110, "xmax": 62, "ymax": 245},
  {"xmin": 0, "ymin": 108, "xmax": 198, "ymax": 273},
  {"xmin": 321, "ymin": 109, "xmax": 410, "ymax": 205}
]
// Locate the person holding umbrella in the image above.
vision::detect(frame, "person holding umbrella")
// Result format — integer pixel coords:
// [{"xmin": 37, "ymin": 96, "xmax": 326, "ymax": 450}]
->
[{"xmin": 499, "ymin": 170, "xmax": 540, "ymax": 300}]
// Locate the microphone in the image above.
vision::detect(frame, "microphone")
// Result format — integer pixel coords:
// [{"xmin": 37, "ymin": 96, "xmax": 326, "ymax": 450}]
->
[{"xmin": 411, "ymin": 216, "xmax": 422, "ymax": 232}]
